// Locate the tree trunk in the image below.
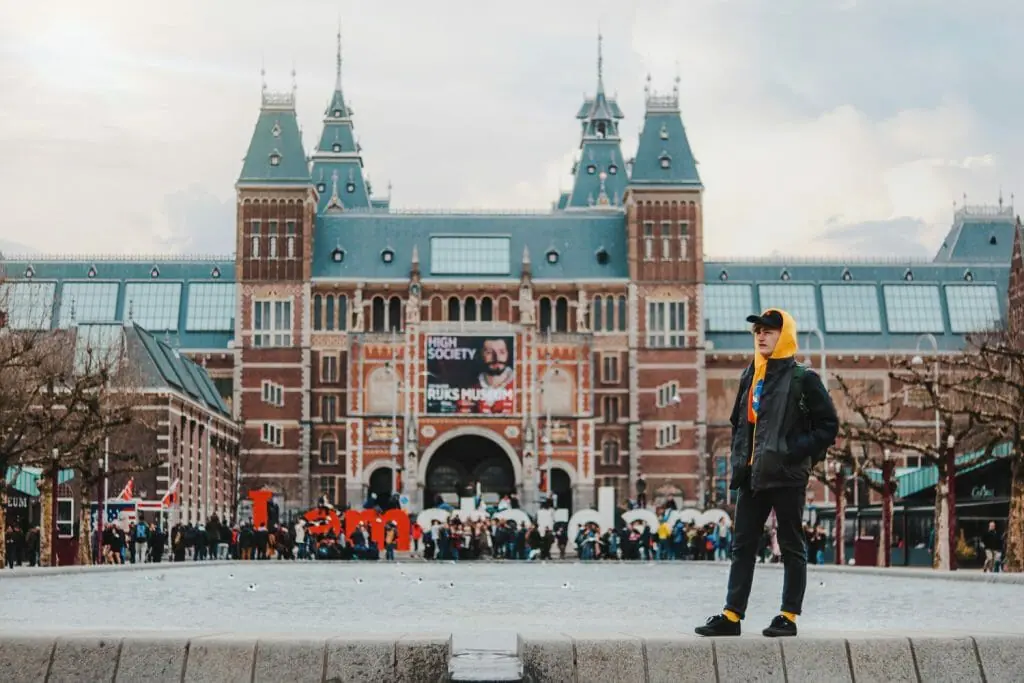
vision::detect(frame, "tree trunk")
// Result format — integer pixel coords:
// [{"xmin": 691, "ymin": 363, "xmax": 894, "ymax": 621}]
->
[
  {"xmin": 76, "ymin": 486, "xmax": 94, "ymax": 566},
  {"xmin": 0, "ymin": 482, "xmax": 7, "ymax": 568},
  {"xmin": 934, "ymin": 479, "xmax": 951, "ymax": 570},
  {"xmin": 1004, "ymin": 455, "xmax": 1024, "ymax": 573},
  {"xmin": 834, "ymin": 475, "xmax": 846, "ymax": 565},
  {"xmin": 946, "ymin": 445, "xmax": 958, "ymax": 571},
  {"xmin": 879, "ymin": 462, "xmax": 895, "ymax": 569},
  {"xmin": 39, "ymin": 478, "xmax": 53, "ymax": 567}
]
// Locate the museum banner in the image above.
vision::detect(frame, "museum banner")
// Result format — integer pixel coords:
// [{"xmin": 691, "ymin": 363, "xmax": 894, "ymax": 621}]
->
[{"xmin": 425, "ymin": 334, "xmax": 516, "ymax": 414}]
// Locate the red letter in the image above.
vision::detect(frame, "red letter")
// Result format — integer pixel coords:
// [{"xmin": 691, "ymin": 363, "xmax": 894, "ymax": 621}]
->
[
  {"xmin": 248, "ymin": 489, "xmax": 273, "ymax": 528},
  {"xmin": 382, "ymin": 509, "xmax": 411, "ymax": 551}
]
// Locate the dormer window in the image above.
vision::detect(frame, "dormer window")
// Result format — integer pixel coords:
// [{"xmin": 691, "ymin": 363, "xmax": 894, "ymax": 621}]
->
[
  {"xmin": 381, "ymin": 248, "xmax": 395, "ymax": 264},
  {"xmin": 546, "ymin": 249, "xmax": 559, "ymax": 264},
  {"xmin": 904, "ymin": 269, "xmax": 914, "ymax": 282},
  {"xmin": 87, "ymin": 265, "xmax": 97, "ymax": 278},
  {"xmin": 346, "ymin": 182, "xmax": 356, "ymax": 193},
  {"xmin": 317, "ymin": 183, "xmax": 326, "ymax": 193},
  {"xmin": 332, "ymin": 109, "xmax": 343, "ymax": 118},
  {"xmin": 24, "ymin": 266, "xmax": 33, "ymax": 278},
  {"xmin": 271, "ymin": 122, "xmax": 281, "ymax": 137},
  {"xmin": 587, "ymin": 164, "xmax": 596, "ymax": 175},
  {"xmin": 659, "ymin": 123, "xmax": 669, "ymax": 140},
  {"xmin": 211, "ymin": 267, "xmax": 221, "ymax": 279},
  {"xmin": 719, "ymin": 269, "xmax": 729, "ymax": 281},
  {"xmin": 659, "ymin": 153, "xmax": 671, "ymax": 169},
  {"xmin": 269, "ymin": 151, "xmax": 281, "ymax": 166},
  {"xmin": 595, "ymin": 248, "xmax": 610, "ymax": 265},
  {"xmin": 841, "ymin": 268, "xmax": 853, "ymax": 281},
  {"xmin": 331, "ymin": 248, "xmax": 345, "ymax": 263},
  {"xmin": 608, "ymin": 164, "xmax": 618, "ymax": 175},
  {"xmin": 780, "ymin": 269, "xmax": 791, "ymax": 282},
  {"xmin": 150, "ymin": 266, "xmax": 160, "ymax": 279},
  {"xmin": 963, "ymin": 269, "xmax": 974, "ymax": 282},
  {"xmin": 332, "ymin": 143, "xmax": 342, "ymax": 153},
  {"xmin": 989, "ymin": 234, "xmax": 998, "ymax": 245}
]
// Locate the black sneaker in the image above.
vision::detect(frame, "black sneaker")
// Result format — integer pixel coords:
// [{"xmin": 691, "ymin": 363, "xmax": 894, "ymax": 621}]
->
[
  {"xmin": 694, "ymin": 614, "xmax": 742, "ymax": 637},
  {"xmin": 762, "ymin": 614, "xmax": 797, "ymax": 637}
]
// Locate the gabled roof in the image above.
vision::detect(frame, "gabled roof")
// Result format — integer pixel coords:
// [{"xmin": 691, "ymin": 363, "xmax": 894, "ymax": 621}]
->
[
  {"xmin": 312, "ymin": 211, "xmax": 628, "ymax": 281},
  {"xmin": 932, "ymin": 206, "xmax": 1016, "ymax": 263},
  {"xmin": 237, "ymin": 92, "xmax": 311, "ymax": 186},
  {"xmin": 127, "ymin": 324, "xmax": 230, "ymax": 417},
  {"xmin": 629, "ymin": 90, "xmax": 701, "ymax": 187}
]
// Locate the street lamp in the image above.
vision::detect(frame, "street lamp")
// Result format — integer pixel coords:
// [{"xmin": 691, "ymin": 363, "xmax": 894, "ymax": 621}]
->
[
  {"xmin": 804, "ymin": 327, "xmax": 827, "ymax": 381},
  {"xmin": 911, "ymin": 333, "xmax": 940, "ymax": 449},
  {"xmin": 49, "ymin": 447, "xmax": 59, "ymax": 567},
  {"xmin": 540, "ymin": 358, "xmax": 558, "ymax": 498}
]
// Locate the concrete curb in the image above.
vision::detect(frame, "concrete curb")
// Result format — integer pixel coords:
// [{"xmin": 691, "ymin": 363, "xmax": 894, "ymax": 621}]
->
[
  {"xmin": 515, "ymin": 632, "xmax": 1024, "ymax": 683},
  {"xmin": 1, "ymin": 632, "xmax": 1021, "ymax": 682},
  {"xmin": 0, "ymin": 561, "xmax": 235, "ymax": 580},
  {"xmin": 0, "ymin": 632, "xmax": 452, "ymax": 683}
]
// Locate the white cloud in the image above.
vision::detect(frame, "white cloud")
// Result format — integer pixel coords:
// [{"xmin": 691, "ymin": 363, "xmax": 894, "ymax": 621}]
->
[{"xmin": 0, "ymin": 0, "xmax": 1018, "ymax": 259}]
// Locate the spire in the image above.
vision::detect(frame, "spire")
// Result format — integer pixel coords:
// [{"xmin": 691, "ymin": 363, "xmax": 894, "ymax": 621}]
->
[
  {"xmin": 335, "ymin": 22, "xmax": 343, "ymax": 92},
  {"xmin": 563, "ymin": 34, "xmax": 627, "ymax": 210},
  {"xmin": 311, "ymin": 28, "xmax": 371, "ymax": 211}
]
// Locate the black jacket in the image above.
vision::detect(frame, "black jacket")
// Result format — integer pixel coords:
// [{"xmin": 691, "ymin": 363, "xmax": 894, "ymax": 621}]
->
[{"xmin": 729, "ymin": 357, "xmax": 838, "ymax": 491}]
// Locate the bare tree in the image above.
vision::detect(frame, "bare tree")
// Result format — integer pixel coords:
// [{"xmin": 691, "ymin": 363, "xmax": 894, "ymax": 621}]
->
[
  {"xmin": 828, "ymin": 364, "xmax": 994, "ymax": 571},
  {"xmin": 942, "ymin": 319, "xmax": 1024, "ymax": 572}
]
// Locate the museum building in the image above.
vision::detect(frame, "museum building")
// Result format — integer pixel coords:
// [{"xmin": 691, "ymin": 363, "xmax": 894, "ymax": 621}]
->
[{"xmin": 0, "ymin": 35, "xmax": 1017, "ymax": 519}]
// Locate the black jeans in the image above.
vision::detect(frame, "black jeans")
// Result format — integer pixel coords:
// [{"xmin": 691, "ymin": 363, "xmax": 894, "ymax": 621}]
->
[{"xmin": 725, "ymin": 485, "xmax": 807, "ymax": 619}]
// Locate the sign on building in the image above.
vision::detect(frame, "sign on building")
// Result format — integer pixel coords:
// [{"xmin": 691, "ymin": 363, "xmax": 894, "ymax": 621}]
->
[{"xmin": 424, "ymin": 335, "xmax": 516, "ymax": 414}]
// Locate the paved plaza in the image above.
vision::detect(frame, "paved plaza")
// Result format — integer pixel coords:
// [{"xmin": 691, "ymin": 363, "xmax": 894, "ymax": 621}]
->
[{"xmin": 2, "ymin": 562, "xmax": 1022, "ymax": 636}]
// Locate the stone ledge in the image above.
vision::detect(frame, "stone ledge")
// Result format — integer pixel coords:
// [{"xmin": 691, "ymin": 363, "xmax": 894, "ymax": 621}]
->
[
  {"xmin": 0, "ymin": 631, "xmax": 1021, "ymax": 682},
  {"xmin": 0, "ymin": 561, "xmax": 235, "ymax": 580},
  {"xmin": 0, "ymin": 632, "xmax": 451, "ymax": 683},
  {"xmin": 754, "ymin": 562, "xmax": 1024, "ymax": 585}
]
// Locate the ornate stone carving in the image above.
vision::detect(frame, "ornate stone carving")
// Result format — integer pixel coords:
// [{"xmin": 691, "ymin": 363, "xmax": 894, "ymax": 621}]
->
[
  {"xmin": 519, "ymin": 284, "xmax": 535, "ymax": 325},
  {"xmin": 576, "ymin": 290, "xmax": 589, "ymax": 331},
  {"xmin": 352, "ymin": 287, "xmax": 365, "ymax": 331}
]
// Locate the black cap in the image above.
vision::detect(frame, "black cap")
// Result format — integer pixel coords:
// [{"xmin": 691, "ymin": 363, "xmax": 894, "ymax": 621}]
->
[{"xmin": 746, "ymin": 309, "xmax": 784, "ymax": 330}]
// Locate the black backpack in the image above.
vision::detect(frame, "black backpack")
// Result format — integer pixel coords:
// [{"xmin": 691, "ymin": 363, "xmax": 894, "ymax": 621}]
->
[{"xmin": 788, "ymin": 364, "xmax": 829, "ymax": 465}]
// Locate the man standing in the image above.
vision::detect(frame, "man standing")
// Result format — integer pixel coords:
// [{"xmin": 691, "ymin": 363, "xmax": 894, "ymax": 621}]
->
[{"xmin": 696, "ymin": 309, "xmax": 838, "ymax": 638}]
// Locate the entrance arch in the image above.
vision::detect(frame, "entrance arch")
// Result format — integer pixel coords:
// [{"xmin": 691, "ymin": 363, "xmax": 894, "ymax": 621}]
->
[{"xmin": 419, "ymin": 426, "xmax": 522, "ymax": 507}]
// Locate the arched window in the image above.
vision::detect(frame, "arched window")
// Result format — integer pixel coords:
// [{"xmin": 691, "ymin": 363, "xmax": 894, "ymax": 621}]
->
[
  {"xmin": 605, "ymin": 296, "xmax": 614, "ymax": 331},
  {"xmin": 268, "ymin": 236, "xmax": 278, "ymax": 258},
  {"xmin": 447, "ymin": 296, "xmax": 461, "ymax": 321},
  {"xmin": 555, "ymin": 297, "xmax": 568, "ymax": 332},
  {"xmin": 313, "ymin": 294, "xmax": 323, "ymax": 330},
  {"xmin": 593, "ymin": 296, "xmax": 604, "ymax": 331},
  {"xmin": 388, "ymin": 297, "xmax": 402, "ymax": 331},
  {"xmin": 480, "ymin": 297, "xmax": 493, "ymax": 322},
  {"xmin": 617, "ymin": 296, "xmax": 627, "ymax": 331},
  {"xmin": 251, "ymin": 236, "xmax": 260, "ymax": 258},
  {"xmin": 325, "ymin": 295, "xmax": 335, "ymax": 331},
  {"xmin": 337, "ymin": 295, "xmax": 348, "ymax": 331},
  {"xmin": 539, "ymin": 297, "xmax": 552, "ymax": 332},
  {"xmin": 371, "ymin": 296, "xmax": 386, "ymax": 332},
  {"xmin": 464, "ymin": 297, "xmax": 477, "ymax": 322},
  {"xmin": 319, "ymin": 438, "xmax": 337, "ymax": 465},
  {"xmin": 602, "ymin": 439, "xmax": 620, "ymax": 466}
]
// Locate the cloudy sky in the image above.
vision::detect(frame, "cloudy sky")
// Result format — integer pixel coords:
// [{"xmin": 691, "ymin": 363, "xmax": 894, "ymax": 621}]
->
[{"xmin": 0, "ymin": 0, "xmax": 1018, "ymax": 259}]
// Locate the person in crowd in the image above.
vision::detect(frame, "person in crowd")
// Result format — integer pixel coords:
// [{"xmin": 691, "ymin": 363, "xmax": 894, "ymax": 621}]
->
[
  {"xmin": 696, "ymin": 308, "xmax": 838, "ymax": 638},
  {"xmin": 982, "ymin": 521, "xmax": 1003, "ymax": 573}
]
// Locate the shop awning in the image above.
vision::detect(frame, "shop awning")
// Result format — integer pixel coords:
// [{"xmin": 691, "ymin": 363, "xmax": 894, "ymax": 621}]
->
[{"xmin": 4, "ymin": 466, "xmax": 76, "ymax": 497}]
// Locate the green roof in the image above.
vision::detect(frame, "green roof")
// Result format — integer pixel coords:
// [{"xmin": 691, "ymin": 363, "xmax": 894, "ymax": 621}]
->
[
  {"xmin": 237, "ymin": 94, "xmax": 311, "ymax": 186},
  {"xmin": 933, "ymin": 209, "xmax": 1017, "ymax": 263},
  {"xmin": 127, "ymin": 324, "xmax": 230, "ymax": 417},
  {"xmin": 630, "ymin": 95, "xmax": 702, "ymax": 187},
  {"xmin": 5, "ymin": 466, "xmax": 75, "ymax": 497}
]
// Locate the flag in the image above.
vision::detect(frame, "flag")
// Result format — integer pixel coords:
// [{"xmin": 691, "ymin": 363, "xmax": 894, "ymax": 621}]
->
[
  {"xmin": 117, "ymin": 478, "xmax": 135, "ymax": 500},
  {"xmin": 161, "ymin": 479, "xmax": 181, "ymax": 508}
]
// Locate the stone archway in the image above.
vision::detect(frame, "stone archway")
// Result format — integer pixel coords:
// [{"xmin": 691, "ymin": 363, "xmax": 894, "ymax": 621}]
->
[{"xmin": 418, "ymin": 426, "xmax": 522, "ymax": 508}]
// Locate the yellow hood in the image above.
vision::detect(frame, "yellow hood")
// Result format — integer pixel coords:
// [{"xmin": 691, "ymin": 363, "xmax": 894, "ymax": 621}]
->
[{"xmin": 752, "ymin": 308, "xmax": 799, "ymax": 371}]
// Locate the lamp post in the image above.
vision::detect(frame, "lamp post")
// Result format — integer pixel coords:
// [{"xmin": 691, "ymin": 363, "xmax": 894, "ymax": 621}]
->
[
  {"xmin": 804, "ymin": 327, "xmax": 827, "ymax": 382},
  {"xmin": 542, "ymin": 358, "xmax": 557, "ymax": 499},
  {"xmin": 96, "ymin": 456, "xmax": 104, "ymax": 565},
  {"xmin": 827, "ymin": 457, "xmax": 846, "ymax": 566},
  {"xmin": 387, "ymin": 337, "xmax": 400, "ymax": 498},
  {"xmin": 946, "ymin": 434, "xmax": 957, "ymax": 571}
]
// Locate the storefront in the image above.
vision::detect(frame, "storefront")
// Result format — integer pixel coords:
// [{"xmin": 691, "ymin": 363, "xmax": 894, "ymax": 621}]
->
[
  {"xmin": 4, "ymin": 467, "xmax": 42, "ymax": 530},
  {"xmin": 816, "ymin": 457, "xmax": 1011, "ymax": 568}
]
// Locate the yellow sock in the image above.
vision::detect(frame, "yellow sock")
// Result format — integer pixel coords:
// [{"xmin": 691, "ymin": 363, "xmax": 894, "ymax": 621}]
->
[
  {"xmin": 781, "ymin": 611, "xmax": 798, "ymax": 622},
  {"xmin": 722, "ymin": 609, "xmax": 741, "ymax": 623}
]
